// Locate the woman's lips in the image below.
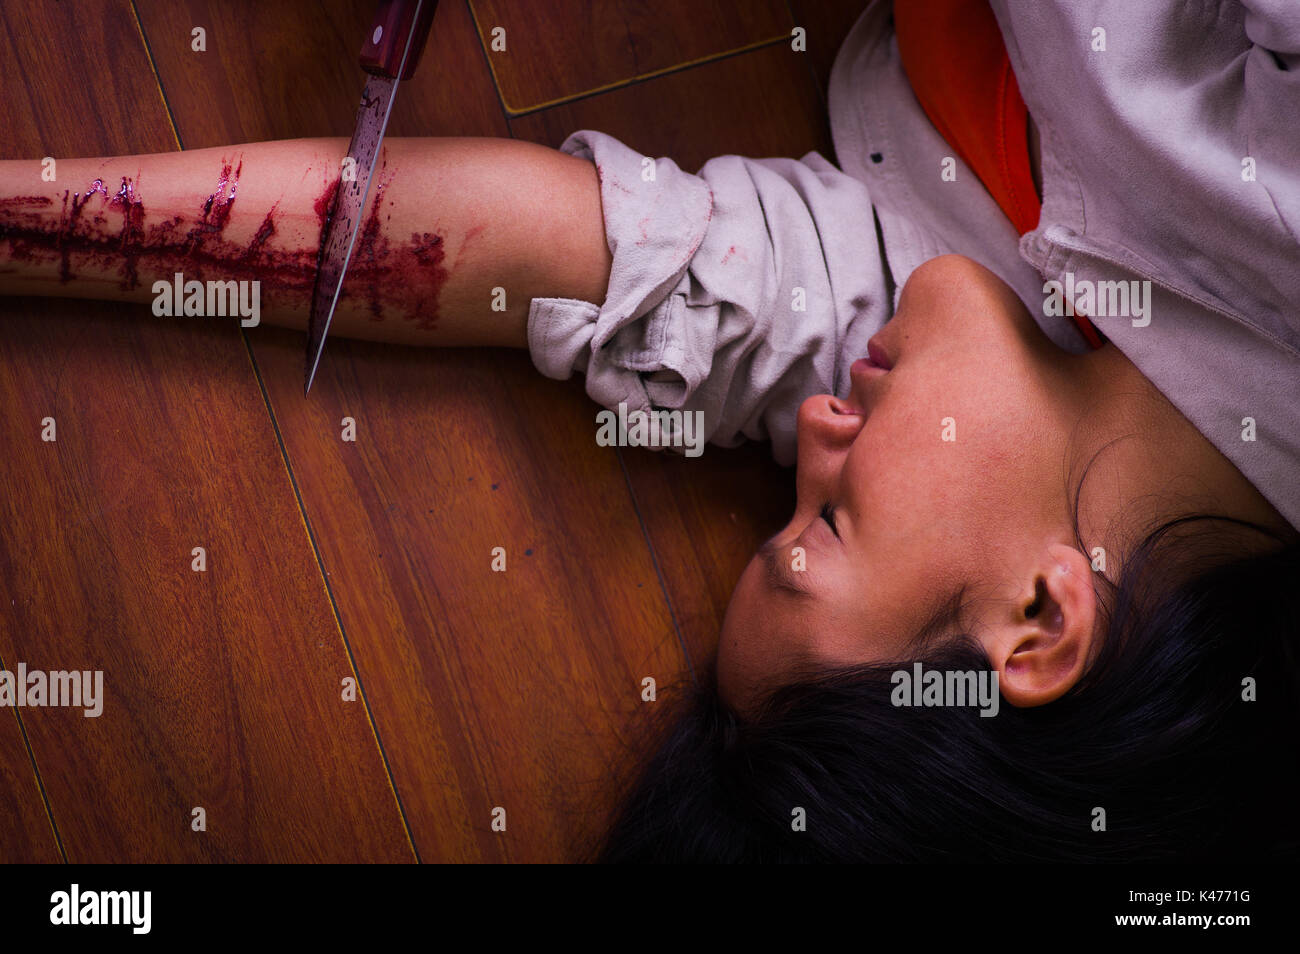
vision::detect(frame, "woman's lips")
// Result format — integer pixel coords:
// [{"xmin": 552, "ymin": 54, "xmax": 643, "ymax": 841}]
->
[
  {"xmin": 850, "ymin": 352, "xmax": 889, "ymax": 383},
  {"xmin": 867, "ymin": 337, "xmax": 893, "ymax": 370},
  {"xmin": 847, "ymin": 359, "xmax": 884, "ymax": 410},
  {"xmin": 849, "ymin": 337, "xmax": 891, "ymax": 405},
  {"xmin": 849, "ymin": 337, "xmax": 891, "ymax": 381}
]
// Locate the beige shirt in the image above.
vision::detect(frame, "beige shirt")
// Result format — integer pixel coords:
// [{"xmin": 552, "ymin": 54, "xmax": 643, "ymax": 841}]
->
[{"xmin": 528, "ymin": 0, "xmax": 1300, "ymax": 530}]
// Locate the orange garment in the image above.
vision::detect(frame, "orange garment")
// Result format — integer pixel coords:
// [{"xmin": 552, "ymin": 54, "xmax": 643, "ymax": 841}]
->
[{"xmin": 895, "ymin": 0, "xmax": 1105, "ymax": 349}]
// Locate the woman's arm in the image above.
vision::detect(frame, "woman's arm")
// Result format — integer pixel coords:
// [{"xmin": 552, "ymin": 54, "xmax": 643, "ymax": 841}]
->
[{"xmin": 0, "ymin": 137, "xmax": 613, "ymax": 347}]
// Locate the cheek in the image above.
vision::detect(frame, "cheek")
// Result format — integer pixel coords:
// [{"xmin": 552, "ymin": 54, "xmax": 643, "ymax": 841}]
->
[
  {"xmin": 855, "ymin": 350, "xmax": 1032, "ymax": 500},
  {"xmin": 852, "ymin": 396, "xmax": 963, "ymax": 513},
  {"xmin": 719, "ymin": 559, "xmax": 847, "ymax": 706},
  {"xmin": 716, "ymin": 561, "xmax": 776, "ymax": 705},
  {"xmin": 845, "ymin": 375, "xmax": 1000, "ymax": 569},
  {"xmin": 847, "ymin": 364, "xmax": 1045, "ymax": 595}
]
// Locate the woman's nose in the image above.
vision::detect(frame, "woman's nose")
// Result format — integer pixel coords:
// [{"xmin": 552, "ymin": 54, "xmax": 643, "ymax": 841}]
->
[{"xmin": 797, "ymin": 393, "xmax": 865, "ymax": 451}]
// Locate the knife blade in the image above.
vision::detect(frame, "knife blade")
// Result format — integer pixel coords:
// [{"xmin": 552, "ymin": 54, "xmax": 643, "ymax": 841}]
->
[{"xmin": 305, "ymin": 0, "xmax": 438, "ymax": 394}]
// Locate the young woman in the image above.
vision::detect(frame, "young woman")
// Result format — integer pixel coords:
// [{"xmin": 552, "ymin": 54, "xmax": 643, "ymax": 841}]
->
[{"xmin": 3, "ymin": 0, "xmax": 1297, "ymax": 861}]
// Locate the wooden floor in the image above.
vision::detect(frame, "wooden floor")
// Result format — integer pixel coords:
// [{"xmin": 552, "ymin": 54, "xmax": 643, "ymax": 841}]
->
[{"xmin": 0, "ymin": 0, "xmax": 866, "ymax": 862}]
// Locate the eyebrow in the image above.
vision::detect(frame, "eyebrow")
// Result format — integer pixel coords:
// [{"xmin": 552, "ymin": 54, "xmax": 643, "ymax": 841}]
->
[{"xmin": 759, "ymin": 536, "xmax": 815, "ymax": 600}]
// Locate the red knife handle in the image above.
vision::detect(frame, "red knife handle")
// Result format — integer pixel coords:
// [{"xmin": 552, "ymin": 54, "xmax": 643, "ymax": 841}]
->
[{"xmin": 359, "ymin": 0, "xmax": 438, "ymax": 80}]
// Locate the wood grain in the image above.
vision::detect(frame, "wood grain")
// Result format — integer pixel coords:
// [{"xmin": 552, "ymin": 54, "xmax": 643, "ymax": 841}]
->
[
  {"xmin": 0, "ymin": 0, "xmax": 411, "ymax": 862},
  {"xmin": 789, "ymin": 0, "xmax": 872, "ymax": 110},
  {"xmin": 0, "ymin": 697, "xmax": 59, "ymax": 862},
  {"xmin": 510, "ymin": 40, "xmax": 834, "ymax": 167},
  {"xmin": 512, "ymin": 43, "xmax": 826, "ymax": 662},
  {"xmin": 469, "ymin": 0, "xmax": 792, "ymax": 113},
  {"xmin": 132, "ymin": 0, "xmax": 511, "ymax": 148},
  {"xmin": 3, "ymin": 0, "xmax": 833, "ymax": 862},
  {"xmin": 136, "ymin": 0, "xmax": 690, "ymax": 861},
  {"xmin": 246, "ymin": 329, "xmax": 686, "ymax": 860}
]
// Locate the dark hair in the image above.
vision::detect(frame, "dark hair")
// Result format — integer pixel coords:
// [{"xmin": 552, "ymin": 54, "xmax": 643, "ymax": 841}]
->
[{"xmin": 597, "ymin": 510, "xmax": 1300, "ymax": 862}]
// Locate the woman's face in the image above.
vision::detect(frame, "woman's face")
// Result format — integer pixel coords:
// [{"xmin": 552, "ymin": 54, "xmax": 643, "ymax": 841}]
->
[{"xmin": 717, "ymin": 254, "xmax": 1090, "ymax": 708}]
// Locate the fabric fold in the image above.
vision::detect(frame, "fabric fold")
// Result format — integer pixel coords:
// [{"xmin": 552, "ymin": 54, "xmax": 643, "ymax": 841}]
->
[{"xmin": 527, "ymin": 129, "xmax": 890, "ymax": 464}]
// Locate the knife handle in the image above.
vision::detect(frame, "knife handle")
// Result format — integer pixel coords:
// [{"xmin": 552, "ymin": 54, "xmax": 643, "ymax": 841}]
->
[{"xmin": 359, "ymin": 0, "xmax": 438, "ymax": 80}]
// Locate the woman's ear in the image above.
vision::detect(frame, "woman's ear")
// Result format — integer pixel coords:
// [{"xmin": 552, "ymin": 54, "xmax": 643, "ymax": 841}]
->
[{"xmin": 988, "ymin": 543, "xmax": 1099, "ymax": 707}]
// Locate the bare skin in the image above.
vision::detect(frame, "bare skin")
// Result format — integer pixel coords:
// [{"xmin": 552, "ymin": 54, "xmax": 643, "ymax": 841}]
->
[
  {"xmin": 0, "ymin": 137, "xmax": 612, "ymax": 347},
  {"xmin": 717, "ymin": 255, "xmax": 1296, "ymax": 714},
  {"xmin": 1, "ymin": 141, "xmax": 1290, "ymax": 718}
]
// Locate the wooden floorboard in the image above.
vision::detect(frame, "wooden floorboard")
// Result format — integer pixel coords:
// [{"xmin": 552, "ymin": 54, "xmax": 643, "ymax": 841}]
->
[
  {"xmin": 0, "ymin": 702, "xmax": 59, "ymax": 862},
  {"xmin": 2, "ymin": 0, "xmax": 844, "ymax": 861},
  {"xmin": 511, "ymin": 43, "xmax": 826, "ymax": 665},
  {"xmin": 788, "ymin": 0, "xmax": 872, "ymax": 109},
  {"xmin": 469, "ymin": 0, "xmax": 792, "ymax": 113},
  {"xmin": 135, "ymin": 0, "xmax": 688, "ymax": 861},
  {"xmin": 0, "ymin": 0, "xmax": 411, "ymax": 862},
  {"xmin": 247, "ymin": 330, "xmax": 685, "ymax": 861}
]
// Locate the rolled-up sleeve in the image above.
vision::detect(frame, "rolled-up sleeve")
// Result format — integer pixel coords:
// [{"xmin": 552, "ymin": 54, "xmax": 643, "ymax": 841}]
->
[{"xmin": 526, "ymin": 129, "xmax": 891, "ymax": 465}]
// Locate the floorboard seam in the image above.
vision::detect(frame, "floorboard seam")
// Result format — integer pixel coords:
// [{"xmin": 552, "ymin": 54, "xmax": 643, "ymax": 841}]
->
[
  {"xmin": 238, "ymin": 335, "xmax": 423, "ymax": 862},
  {"xmin": 0, "ymin": 650, "xmax": 68, "ymax": 862},
  {"xmin": 131, "ymin": 0, "xmax": 423, "ymax": 862}
]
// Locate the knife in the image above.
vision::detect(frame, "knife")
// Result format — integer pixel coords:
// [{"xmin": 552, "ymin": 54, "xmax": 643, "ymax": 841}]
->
[{"xmin": 305, "ymin": 0, "xmax": 438, "ymax": 394}]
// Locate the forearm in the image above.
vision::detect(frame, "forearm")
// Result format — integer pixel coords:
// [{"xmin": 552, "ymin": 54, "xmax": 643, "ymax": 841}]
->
[{"xmin": 0, "ymin": 137, "xmax": 612, "ymax": 347}]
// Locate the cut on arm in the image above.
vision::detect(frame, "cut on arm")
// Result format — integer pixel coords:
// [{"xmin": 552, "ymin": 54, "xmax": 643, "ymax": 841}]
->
[{"xmin": 0, "ymin": 136, "xmax": 613, "ymax": 348}]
